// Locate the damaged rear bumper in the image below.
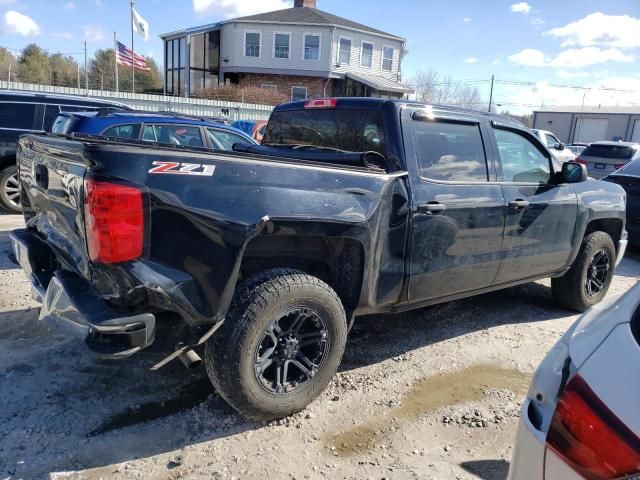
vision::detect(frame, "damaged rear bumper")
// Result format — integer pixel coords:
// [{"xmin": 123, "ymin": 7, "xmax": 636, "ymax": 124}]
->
[{"xmin": 10, "ymin": 228, "xmax": 155, "ymax": 359}]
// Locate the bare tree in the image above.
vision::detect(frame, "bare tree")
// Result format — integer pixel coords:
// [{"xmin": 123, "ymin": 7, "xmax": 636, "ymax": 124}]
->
[{"xmin": 412, "ymin": 68, "xmax": 485, "ymax": 110}]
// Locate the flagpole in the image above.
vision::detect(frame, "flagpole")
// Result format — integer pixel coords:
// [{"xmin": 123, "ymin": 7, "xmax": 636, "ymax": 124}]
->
[
  {"xmin": 130, "ymin": 0, "xmax": 135, "ymax": 93},
  {"xmin": 114, "ymin": 31, "xmax": 119, "ymax": 93}
]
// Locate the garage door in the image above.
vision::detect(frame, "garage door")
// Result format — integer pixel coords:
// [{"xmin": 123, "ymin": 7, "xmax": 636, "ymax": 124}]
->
[
  {"xmin": 574, "ymin": 118, "xmax": 608, "ymax": 143},
  {"xmin": 632, "ymin": 119, "xmax": 640, "ymax": 143}
]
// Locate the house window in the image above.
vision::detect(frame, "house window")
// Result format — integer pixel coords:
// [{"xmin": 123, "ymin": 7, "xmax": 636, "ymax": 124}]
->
[
  {"xmin": 304, "ymin": 33, "xmax": 320, "ymax": 60},
  {"xmin": 361, "ymin": 41, "xmax": 374, "ymax": 68},
  {"xmin": 165, "ymin": 36, "xmax": 186, "ymax": 96},
  {"xmin": 291, "ymin": 86, "xmax": 307, "ymax": 101},
  {"xmin": 274, "ymin": 32, "xmax": 290, "ymax": 59},
  {"xmin": 338, "ymin": 37, "xmax": 351, "ymax": 65},
  {"xmin": 245, "ymin": 31, "xmax": 261, "ymax": 57},
  {"xmin": 382, "ymin": 46, "xmax": 394, "ymax": 71},
  {"xmin": 262, "ymin": 84, "xmax": 277, "ymax": 91}
]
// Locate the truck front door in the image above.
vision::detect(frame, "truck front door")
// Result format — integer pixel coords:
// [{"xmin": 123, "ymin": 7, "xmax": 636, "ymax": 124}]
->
[
  {"xmin": 404, "ymin": 108, "xmax": 506, "ymax": 302},
  {"xmin": 489, "ymin": 124, "xmax": 578, "ymax": 283}
]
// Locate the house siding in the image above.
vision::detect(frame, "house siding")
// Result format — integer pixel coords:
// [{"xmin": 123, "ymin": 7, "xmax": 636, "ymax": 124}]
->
[
  {"xmin": 222, "ymin": 22, "xmax": 333, "ymax": 74},
  {"xmin": 330, "ymin": 27, "xmax": 403, "ymax": 81}
]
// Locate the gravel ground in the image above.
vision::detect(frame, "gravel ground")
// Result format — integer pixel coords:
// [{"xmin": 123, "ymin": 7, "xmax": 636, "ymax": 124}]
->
[{"xmin": 1, "ymin": 213, "xmax": 639, "ymax": 480}]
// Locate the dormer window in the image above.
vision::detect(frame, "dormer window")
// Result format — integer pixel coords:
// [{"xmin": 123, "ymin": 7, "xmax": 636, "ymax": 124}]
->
[
  {"xmin": 274, "ymin": 32, "xmax": 290, "ymax": 59},
  {"xmin": 245, "ymin": 31, "xmax": 261, "ymax": 57}
]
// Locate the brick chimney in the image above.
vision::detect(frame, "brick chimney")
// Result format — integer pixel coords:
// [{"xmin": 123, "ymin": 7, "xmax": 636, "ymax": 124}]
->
[{"xmin": 294, "ymin": 0, "xmax": 317, "ymax": 8}]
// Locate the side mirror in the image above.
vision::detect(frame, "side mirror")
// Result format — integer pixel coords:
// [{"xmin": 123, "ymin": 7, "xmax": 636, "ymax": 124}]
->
[
  {"xmin": 554, "ymin": 142, "xmax": 565, "ymax": 151},
  {"xmin": 560, "ymin": 161, "xmax": 587, "ymax": 183}
]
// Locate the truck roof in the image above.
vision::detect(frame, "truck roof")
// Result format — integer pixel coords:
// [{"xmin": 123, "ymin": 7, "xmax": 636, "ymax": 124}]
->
[{"xmin": 272, "ymin": 98, "xmax": 526, "ymax": 129}]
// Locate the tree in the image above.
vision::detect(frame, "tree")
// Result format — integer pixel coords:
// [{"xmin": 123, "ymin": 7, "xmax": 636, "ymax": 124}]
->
[
  {"xmin": 412, "ymin": 68, "xmax": 485, "ymax": 110},
  {"xmin": 18, "ymin": 43, "xmax": 50, "ymax": 84},
  {"xmin": 48, "ymin": 53, "xmax": 78, "ymax": 87},
  {"xmin": 0, "ymin": 47, "xmax": 16, "ymax": 82}
]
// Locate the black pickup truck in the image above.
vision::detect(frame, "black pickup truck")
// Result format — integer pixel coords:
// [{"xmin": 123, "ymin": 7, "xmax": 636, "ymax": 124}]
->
[{"xmin": 11, "ymin": 98, "xmax": 627, "ymax": 420}]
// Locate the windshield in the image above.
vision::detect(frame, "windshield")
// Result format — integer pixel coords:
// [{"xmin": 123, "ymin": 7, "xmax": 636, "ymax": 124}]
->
[
  {"xmin": 262, "ymin": 109, "xmax": 386, "ymax": 155},
  {"xmin": 582, "ymin": 144, "xmax": 636, "ymax": 159}
]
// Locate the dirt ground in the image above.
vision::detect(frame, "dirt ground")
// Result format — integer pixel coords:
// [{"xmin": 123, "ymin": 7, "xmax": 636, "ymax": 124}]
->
[{"xmin": 1, "ymin": 213, "xmax": 638, "ymax": 480}]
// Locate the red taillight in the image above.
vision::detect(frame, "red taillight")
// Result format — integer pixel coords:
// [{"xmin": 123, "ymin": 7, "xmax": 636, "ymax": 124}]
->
[
  {"xmin": 546, "ymin": 374, "xmax": 640, "ymax": 479},
  {"xmin": 614, "ymin": 163, "xmax": 626, "ymax": 170},
  {"xmin": 304, "ymin": 98, "xmax": 337, "ymax": 109},
  {"xmin": 575, "ymin": 157, "xmax": 588, "ymax": 165},
  {"xmin": 84, "ymin": 179, "xmax": 144, "ymax": 264}
]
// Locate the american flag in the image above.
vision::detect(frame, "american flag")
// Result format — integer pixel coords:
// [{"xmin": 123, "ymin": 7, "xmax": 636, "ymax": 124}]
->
[{"xmin": 115, "ymin": 40, "xmax": 150, "ymax": 71}]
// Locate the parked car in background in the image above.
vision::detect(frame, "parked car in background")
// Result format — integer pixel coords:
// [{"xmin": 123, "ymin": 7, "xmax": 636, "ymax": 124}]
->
[
  {"xmin": 12, "ymin": 98, "xmax": 627, "ymax": 421},
  {"xmin": 531, "ymin": 129, "xmax": 576, "ymax": 163},
  {"xmin": 604, "ymin": 158, "xmax": 640, "ymax": 245},
  {"xmin": 566, "ymin": 143, "xmax": 588, "ymax": 156},
  {"xmin": 0, "ymin": 90, "xmax": 131, "ymax": 212},
  {"xmin": 508, "ymin": 283, "xmax": 640, "ymax": 479},
  {"xmin": 576, "ymin": 141, "xmax": 640, "ymax": 179},
  {"xmin": 232, "ymin": 119, "xmax": 268, "ymax": 143},
  {"xmin": 51, "ymin": 111, "xmax": 257, "ymax": 151}
]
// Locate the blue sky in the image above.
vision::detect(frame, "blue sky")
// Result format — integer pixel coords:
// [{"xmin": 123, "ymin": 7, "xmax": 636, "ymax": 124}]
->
[{"xmin": 0, "ymin": 0, "xmax": 638, "ymax": 112}]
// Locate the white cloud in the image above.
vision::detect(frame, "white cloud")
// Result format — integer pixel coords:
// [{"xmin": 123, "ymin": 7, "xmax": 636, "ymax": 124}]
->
[
  {"xmin": 530, "ymin": 17, "xmax": 545, "ymax": 29},
  {"xmin": 508, "ymin": 48, "xmax": 546, "ymax": 66},
  {"xmin": 508, "ymin": 47, "xmax": 633, "ymax": 68},
  {"xmin": 545, "ymin": 12, "xmax": 640, "ymax": 49},
  {"xmin": 463, "ymin": 17, "xmax": 471, "ymax": 23},
  {"xmin": 193, "ymin": 0, "xmax": 291, "ymax": 18},
  {"xmin": 464, "ymin": 57, "xmax": 478, "ymax": 64},
  {"xmin": 53, "ymin": 31, "xmax": 73, "ymax": 39},
  {"xmin": 83, "ymin": 24, "xmax": 104, "ymax": 42},
  {"xmin": 510, "ymin": 2, "xmax": 531, "ymax": 14},
  {"xmin": 2, "ymin": 10, "xmax": 40, "ymax": 36},
  {"xmin": 556, "ymin": 69, "xmax": 589, "ymax": 79},
  {"xmin": 0, "ymin": 0, "xmax": 17, "ymax": 4},
  {"xmin": 63, "ymin": 1, "xmax": 76, "ymax": 10}
]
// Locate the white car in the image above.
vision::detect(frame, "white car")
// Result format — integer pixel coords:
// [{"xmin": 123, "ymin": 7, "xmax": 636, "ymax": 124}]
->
[
  {"xmin": 509, "ymin": 278, "xmax": 640, "ymax": 480},
  {"xmin": 532, "ymin": 129, "xmax": 576, "ymax": 163}
]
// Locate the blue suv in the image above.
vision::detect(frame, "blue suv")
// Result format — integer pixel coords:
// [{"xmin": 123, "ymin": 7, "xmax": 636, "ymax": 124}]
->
[{"xmin": 51, "ymin": 111, "xmax": 256, "ymax": 151}]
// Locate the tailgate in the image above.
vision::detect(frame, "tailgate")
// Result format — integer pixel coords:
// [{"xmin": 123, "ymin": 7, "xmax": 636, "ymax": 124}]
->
[{"xmin": 18, "ymin": 134, "xmax": 91, "ymax": 279}]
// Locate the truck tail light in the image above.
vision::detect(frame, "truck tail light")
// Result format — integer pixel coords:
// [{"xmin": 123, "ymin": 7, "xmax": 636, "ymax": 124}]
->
[
  {"xmin": 575, "ymin": 157, "xmax": 588, "ymax": 165},
  {"xmin": 84, "ymin": 179, "xmax": 144, "ymax": 264},
  {"xmin": 546, "ymin": 374, "xmax": 640, "ymax": 479},
  {"xmin": 304, "ymin": 98, "xmax": 337, "ymax": 109}
]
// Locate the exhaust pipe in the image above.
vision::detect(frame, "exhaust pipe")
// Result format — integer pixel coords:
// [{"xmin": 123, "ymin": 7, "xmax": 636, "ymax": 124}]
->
[{"xmin": 178, "ymin": 349, "xmax": 202, "ymax": 369}]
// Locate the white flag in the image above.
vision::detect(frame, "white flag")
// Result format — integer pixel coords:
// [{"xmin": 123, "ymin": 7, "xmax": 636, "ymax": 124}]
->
[{"xmin": 132, "ymin": 7, "xmax": 149, "ymax": 41}]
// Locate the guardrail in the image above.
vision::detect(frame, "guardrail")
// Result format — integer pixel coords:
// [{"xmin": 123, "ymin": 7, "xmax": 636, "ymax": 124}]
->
[{"xmin": 0, "ymin": 81, "xmax": 274, "ymax": 121}]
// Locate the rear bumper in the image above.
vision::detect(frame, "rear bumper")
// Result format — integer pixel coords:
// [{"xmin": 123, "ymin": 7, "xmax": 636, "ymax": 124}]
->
[
  {"xmin": 507, "ymin": 399, "xmax": 545, "ymax": 480},
  {"xmin": 10, "ymin": 228, "xmax": 155, "ymax": 359}
]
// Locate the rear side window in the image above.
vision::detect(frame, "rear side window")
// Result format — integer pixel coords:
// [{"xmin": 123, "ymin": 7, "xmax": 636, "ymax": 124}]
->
[
  {"xmin": 51, "ymin": 115, "xmax": 77, "ymax": 134},
  {"xmin": 44, "ymin": 105, "xmax": 61, "ymax": 131},
  {"xmin": 207, "ymin": 129, "xmax": 249, "ymax": 151},
  {"xmin": 494, "ymin": 129, "xmax": 551, "ymax": 183},
  {"xmin": 414, "ymin": 120, "xmax": 488, "ymax": 182},
  {"xmin": 142, "ymin": 124, "xmax": 203, "ymax": 147},
  {"xmin": 263, "ymin": 109, "xmax": 386, "ymax": 155},
  {"xmin": 582, "ymin": 144, "xmax": 635, "ymax": 159},
  {"xmin": 102, "ymin": 124, "xmax": 141, "ymax": 140},
  {"xmin": 0, "ymin": 102, "xmax": 38, "ymax": 129}
]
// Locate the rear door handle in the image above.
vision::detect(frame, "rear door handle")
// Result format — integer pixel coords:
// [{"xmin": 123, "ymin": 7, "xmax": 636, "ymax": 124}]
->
[
  {"xmin": 508, "ymin": 199, "xmax": 530, "ymax": 210},
  {"xmin": 416, "ymin": 201, "xmax": 446, "ymax": 215}
]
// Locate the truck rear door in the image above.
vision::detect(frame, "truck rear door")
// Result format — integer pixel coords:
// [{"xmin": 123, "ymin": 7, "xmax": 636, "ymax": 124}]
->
[{"xmin": 403, "ymin": 107, "xmax": 507, "ymax": 302}]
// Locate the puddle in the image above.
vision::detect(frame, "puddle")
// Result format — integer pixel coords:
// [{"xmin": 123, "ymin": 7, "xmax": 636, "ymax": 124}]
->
[
  {"xmin": 328, "ymin": 364, "xmax": 530, "ymax": 456},
  {"xmin": 88, "ymin": 377, "xmax": 213, "ymax": 436}
]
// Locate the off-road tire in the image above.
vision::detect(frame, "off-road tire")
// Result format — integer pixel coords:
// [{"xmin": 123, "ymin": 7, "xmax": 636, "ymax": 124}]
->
[
  {"xmin": 552, "ymin": 231, "xmax": 616, "ymax": 312},
  {"xmin": 204, "ymin": 269, "xmax": 347, "ymax": 420},
  {"xmin": 0, "ymin": 165, "xmax": 20, "ymax": 213}
]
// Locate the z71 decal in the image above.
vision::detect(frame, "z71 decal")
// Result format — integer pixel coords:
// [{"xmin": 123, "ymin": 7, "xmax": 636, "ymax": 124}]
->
[{"xmin": 148, "ymin": 161, "xmax": 216, "ymax": 176}]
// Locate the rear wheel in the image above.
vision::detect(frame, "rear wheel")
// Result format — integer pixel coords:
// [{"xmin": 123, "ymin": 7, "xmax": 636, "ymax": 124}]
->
[
  {"xmin": 552, "ymin": 231, "xmax": 616, "ymax": 312},
  {"xmin": 0, "ymin": 165, "xmax": 20, "ymax": 213},
  {"xmin": 205, "ymin": 269, "xmax": 347, "ymax": 420}
]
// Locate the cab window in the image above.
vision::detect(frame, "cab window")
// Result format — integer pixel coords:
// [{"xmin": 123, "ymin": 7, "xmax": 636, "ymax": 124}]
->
[
  {"xmin": 102, "ymin": 124, "xmax": 141, "ymax": 139},
  {"xmin": 494, "ymin": 128, "xmax": 551, "ymax": 183},
  {"xmin": 414, "ymin": 119, "xmax": 488, "ymax": 182}
]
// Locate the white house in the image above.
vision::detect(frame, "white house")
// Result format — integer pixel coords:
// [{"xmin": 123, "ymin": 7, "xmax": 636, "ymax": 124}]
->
[{"xmin": 160, "ymin": 0, "xmax": 413, "ymax": 100}]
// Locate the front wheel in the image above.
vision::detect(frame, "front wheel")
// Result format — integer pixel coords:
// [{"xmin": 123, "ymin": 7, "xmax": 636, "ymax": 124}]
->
[
  {"xmin": 552, "ymin": 231, "xmax": 616, "ymax": 312},
  {"xmin": 0, "ymin": 165, "xmax": 21, "ymax": 213},
  {"xmin": 205, "ymin": 269, "xmax": 347, "ymax": 420}
]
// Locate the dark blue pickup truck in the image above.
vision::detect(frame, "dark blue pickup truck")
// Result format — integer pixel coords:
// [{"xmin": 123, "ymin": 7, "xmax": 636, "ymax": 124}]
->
[{"xmin": 11, "ymin": 98, "xmax": 627, "ymax": 420}]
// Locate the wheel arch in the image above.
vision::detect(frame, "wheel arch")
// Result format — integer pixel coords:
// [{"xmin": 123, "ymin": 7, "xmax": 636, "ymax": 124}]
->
[{"xmin": 584, "ymin": 218, "xmax": 623, "ymax": 253}]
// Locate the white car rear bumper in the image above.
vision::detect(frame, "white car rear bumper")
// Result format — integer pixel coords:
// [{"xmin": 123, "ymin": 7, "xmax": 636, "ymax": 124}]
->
[{"xmin": 507, "ymin": 399, "xmax": 545, "ymax": 480}]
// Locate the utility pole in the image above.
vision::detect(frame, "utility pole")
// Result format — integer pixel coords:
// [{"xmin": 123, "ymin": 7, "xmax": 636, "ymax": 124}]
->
[
  {"xmin": 7, "ymin": 63, "xmax": 11, "ymax": 84},
  {"xmin": 84, "ymin": 41, "xmax": 89, "ymax": 95},
  {"xmin": 488, "ymin": 74, "xmax": 494, "ymax": 113},
  {"xmin": 130, "ymin": 0, "xmax": 135, "ymax": 93},
  {"xmin": 77, "ymin": 64, "xmax": 80, "ymax": 89}
]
